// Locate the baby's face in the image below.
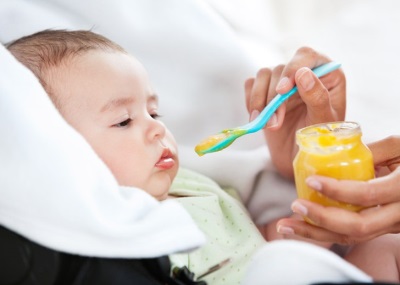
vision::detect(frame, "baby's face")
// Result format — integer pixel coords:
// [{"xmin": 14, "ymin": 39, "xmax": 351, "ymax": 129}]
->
[{"xmin": 51, "ymin": 50, "xmax": 178, "ymax": 200}]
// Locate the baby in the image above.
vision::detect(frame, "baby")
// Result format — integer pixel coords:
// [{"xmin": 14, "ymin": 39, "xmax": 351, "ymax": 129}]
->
[
  {"xmin": 7, "ymin": 29, "xmax": 400, "ymax": 284},
  {"xmin": 6, "ymin": 29, "xmax": 266, "ymax": 284}
]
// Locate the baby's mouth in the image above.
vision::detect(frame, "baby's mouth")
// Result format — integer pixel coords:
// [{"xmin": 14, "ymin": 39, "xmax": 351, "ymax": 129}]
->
[{"xmin": 155, "ymin": 149, "xmax": 175, "ymax": 170}]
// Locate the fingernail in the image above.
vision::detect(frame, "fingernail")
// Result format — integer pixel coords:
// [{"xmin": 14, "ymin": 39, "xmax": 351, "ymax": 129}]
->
[
  {"xmin": 276, "ymin": 77, "xmax": 290, "ymax": 90},
  {"xmin": 298, "ymin": 68, "xmax": 315, "ymax": 91},
  {"xmin": 291, "ymin": 201, "xmax": 308, "ymax": 216},
  {"xmin": 250, "ymin": 110, "xmax": 260, "ymax": 122},
  {"xmin": 266, "ymin": 113, "xmax": 278, "ymax": 128},
  {"xmin": 277, "ymin": 225, "xmax": 295, "ymax": 235},
  {"xmin": 306, "ymin": 178, "xmax": 322, "ymax": 191}
]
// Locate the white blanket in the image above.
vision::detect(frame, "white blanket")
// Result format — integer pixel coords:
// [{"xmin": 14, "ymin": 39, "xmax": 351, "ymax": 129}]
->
[{"xmin": 0, "ymin": 45, "xmax": 205, "ymax": 258}]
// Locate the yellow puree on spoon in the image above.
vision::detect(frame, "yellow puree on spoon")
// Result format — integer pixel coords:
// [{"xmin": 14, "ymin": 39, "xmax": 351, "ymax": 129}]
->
[
  {"xmin": 195, "ymin": 129, "xmax": 246, "ymax": 156},
  {"xmin": 195, "ymin": 133, "xmax": 229, "ymax": 156}
]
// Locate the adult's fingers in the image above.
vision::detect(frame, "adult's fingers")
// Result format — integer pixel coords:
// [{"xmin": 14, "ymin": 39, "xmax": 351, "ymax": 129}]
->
[
  {"xmin": 275, "ymin": 47, "xmax": 331, "ymax": 95},
  {"xmin": 277, "ymin": 216, "xmax": 357, "ymax": 244},
  {"xmin": 277, "ymin": 201, "xmax": 400, "ymax": 244},
  {"xmin": 305, "ymin": 168, "xmax": 400, "ymax": 207},
  {"xmin": 246, "ymin": 66, "xmax": 286, "ymax": 128},
  {"xmin": 295, "ymin": 67, "xmax": 337, "ymax": 124},
  {"xmin": 285, "ymin": 198, "xmax": 400, "ymax": 243},
  {"xmin": 368, "ymin": 136, "xmax": 400, "ymax": 170},
  {"xmin": 247, "ymin": 68, "xmax": 272, "ymax": 120},
  {"xmin": 244, "ymin": 77, "xmax": 255, "ymax": 114},
  {"xmin": 265, "ymin": 65, "xmax": 285, "ymax": 129}
]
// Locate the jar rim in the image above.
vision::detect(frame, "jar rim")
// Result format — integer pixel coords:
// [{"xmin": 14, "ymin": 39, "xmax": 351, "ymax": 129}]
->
[{"xmin": 296, "ymin": 121, "xmax": 361, "ymax": 138}]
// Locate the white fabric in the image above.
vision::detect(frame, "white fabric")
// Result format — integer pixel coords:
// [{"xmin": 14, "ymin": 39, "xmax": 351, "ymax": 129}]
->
[
  {"xmin": 242, "ymin": 240, "xmax": 372, "ymax": 285},
  {"xmin": 0, "ymin": 44, "xmax": 205, "ymax": 258}
]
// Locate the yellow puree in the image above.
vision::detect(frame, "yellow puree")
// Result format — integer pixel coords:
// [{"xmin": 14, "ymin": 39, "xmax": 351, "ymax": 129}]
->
[
  {"xmin": 293, "ymin": 124, "xmax": 374, "ymax": 212},
  {"xmin": 194, "ymin": 129, "xmax": 246, "ymax": 156},
  {"xmin": 194, "ymin": 133, "xmax": 229, "ymax": 156}
]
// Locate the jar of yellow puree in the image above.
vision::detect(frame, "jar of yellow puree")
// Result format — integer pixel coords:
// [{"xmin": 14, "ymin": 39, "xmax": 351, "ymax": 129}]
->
[{"xmin": 293, "ymin": 121, "xmax": 374, "ymax": 213}]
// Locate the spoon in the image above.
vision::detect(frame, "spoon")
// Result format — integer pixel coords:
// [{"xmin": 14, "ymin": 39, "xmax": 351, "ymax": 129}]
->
[{"xmin": 194, "ymin": 62, "xmax": 342, "ymax": 156}]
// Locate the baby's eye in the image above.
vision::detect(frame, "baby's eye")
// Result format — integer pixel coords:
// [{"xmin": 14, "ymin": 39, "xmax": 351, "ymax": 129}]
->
[
  {"xmin": 150, "ymin": 113, "xmax": 162, "ymax": 120},
  {"xmin": 114, "ymin": 118, "xmax": 132, "ymax": 128}
]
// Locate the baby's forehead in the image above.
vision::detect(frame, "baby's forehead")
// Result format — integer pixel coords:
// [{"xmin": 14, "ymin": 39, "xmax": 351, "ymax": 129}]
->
[
  {"xmin": 47, "ymin": 50, "xmax": 154, "ymax": 108},
  {"xmin": 49, "ymin": 49, "xmax": 136, "ymax": 79}
]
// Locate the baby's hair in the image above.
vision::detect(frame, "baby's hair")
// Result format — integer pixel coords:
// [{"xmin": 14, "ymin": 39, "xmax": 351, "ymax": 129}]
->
[{"xmin": 6, "ymin": 29, "xmax": 127, "ymax": 109}]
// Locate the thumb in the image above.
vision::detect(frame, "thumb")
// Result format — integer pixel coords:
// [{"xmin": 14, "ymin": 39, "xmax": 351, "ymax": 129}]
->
[
  {"xmin": 368, "ymin": 136, "xmax": 400, "ymax": 169},
  {"xmin": 295, "ymin": 67, "xmax": 336, "ymax": 123}
]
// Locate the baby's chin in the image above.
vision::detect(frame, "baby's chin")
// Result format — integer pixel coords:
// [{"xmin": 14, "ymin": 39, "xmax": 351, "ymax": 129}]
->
[
  {"xmin": 148, "ymin": 174, "xmax": 176, "ymax": 201},
  {"xmin": 118, "ymin": 170, "xmax": 176, "ymax": 201},
  {"xmin": 155, "ymin": 191, "xmax": 170, "ymax": 201},
  {"xmin": 148, "ymin": 184, "xmax": 170, "ymax": 201}
]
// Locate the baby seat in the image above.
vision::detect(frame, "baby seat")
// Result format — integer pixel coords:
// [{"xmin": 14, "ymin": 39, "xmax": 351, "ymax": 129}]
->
[{"xmin": 0, "ymin": 225, "xmax": 203, "ymax": 285}]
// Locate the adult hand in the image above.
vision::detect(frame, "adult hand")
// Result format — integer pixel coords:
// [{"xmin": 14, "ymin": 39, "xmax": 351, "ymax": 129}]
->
[
  {"xmin": 276, "ymin": 136, "xmax": 400, "ymax": 244},
  {"xmin": 245, "ymin": 47, "xmax": 346, "ymax": 179}
]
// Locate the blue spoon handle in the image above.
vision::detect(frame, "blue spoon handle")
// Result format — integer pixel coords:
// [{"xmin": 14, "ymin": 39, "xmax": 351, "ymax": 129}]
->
[{"xmin": 248, "ymin": 62, "xmax": 342, "ymax": 133}]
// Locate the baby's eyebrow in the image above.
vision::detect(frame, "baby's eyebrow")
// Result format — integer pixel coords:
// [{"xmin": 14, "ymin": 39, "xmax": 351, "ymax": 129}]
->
[
  {"xmin": 148, "ymin": 93, "xmax": 159, "ymax": 104},
  {"xmin": 100, "ymin": 97, "xmax": 135, "ymax": 113},
  {"xmin": 100, "ymin": 93, "xmax": 158, "ymax": 113}
]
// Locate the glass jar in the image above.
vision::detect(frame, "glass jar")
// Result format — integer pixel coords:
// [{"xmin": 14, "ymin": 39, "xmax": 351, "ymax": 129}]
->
[{"xmin": 293, "ymin": 121, "xmax": 375, "ymax": 212}]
